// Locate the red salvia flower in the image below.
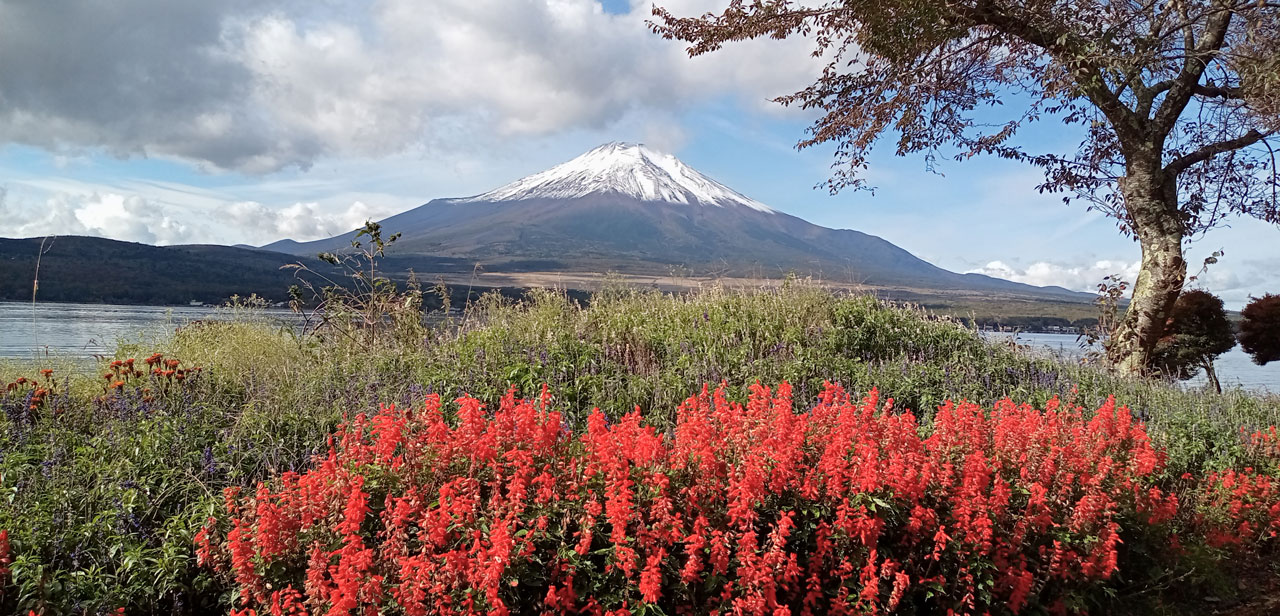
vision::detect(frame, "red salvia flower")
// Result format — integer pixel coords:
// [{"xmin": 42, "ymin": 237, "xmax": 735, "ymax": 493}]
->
[{"xmin": 197, "ymin": 381, "xmax": 1280, "ymax": 616}]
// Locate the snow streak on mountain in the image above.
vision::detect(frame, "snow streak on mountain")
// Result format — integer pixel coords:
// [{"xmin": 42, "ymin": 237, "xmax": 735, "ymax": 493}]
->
[{"xmin": 457, "ymin": 142, "xmax": 777, "ymax": 213}]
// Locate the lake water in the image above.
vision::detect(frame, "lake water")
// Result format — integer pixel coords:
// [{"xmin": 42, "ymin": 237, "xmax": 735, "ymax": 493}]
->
[
  {"xmin": 0, "ymin": 301, "xmax": 299, "ymax": 362},
  {"xmin": 985, "ymin": 331, "xmax": 1279, "ymax": 393},
  {"xmin": 2, "ymin": 302, "xmax": 1275, "ymax": 392}
]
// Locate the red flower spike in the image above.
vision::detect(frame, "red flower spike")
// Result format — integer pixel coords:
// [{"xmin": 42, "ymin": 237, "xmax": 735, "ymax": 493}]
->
[{"xmin": 197, "ymin": 382, "xmax": 1280, "ymax": 615}]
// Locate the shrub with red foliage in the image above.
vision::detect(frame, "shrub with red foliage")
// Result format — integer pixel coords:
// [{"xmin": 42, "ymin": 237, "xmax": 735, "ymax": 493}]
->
[
  {"xmin": 1186, "ymin": 427, "xmax": 1280, "ymax": 550},
  {"xmin": 0, "ymin": 530, "xmax": 10, "ymax": 583},
  {"xmin": 1238, "ymin": 293, "xmax": 1280, "ymax": 366},
  {"xmin": 198, "ymin": 383, "xmax": 1276, "ymax": 616}
]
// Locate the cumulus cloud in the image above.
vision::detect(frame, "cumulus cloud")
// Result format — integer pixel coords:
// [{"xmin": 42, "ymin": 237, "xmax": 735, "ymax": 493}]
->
[
  {"xmin": 0, "ymin": 183, "xmax": 397, "ymax": 246},
  {"xmin": 967, "ymin": 256, "xmax": 1280, "ymax": 310},
  {"xmin": 967, "ymin": 259, "xmax": 1142, "ymax": 293},
  {"xmin": 0, "ymin": 192, "xmax": 194, "ymax": 245},
  {"xmin": 1184, "ymin": 256, "xmax": 1274, "ymax": 308},
  {"xmin": 0, "ymin": 0, "xmax": 823, "ymax": 173},
  {"xmin": 226, "ymin": 200, "xmax": 397, "ymax": 244}
]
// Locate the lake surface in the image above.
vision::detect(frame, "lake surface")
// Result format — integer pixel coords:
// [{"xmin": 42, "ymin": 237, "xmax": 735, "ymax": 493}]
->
[
  {"xmin": 0, "ymin": 301, "xmax": 299, "ymax": 362},
  {"xmin": 985, "ymin": 331, "xmax": 1278, "ymax": 393},
  {"xmin": 2, "ymin": 302, "xmax": 1275, "ymax": 392}
]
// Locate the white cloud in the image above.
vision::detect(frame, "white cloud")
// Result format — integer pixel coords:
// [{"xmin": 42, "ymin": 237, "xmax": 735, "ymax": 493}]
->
[
  {"xmin": 968, "ymin": 259, "xmax": 1142, "ymax": 293},
  {"xmin": 228, "ymin": 0, "xmax": 821, "ymax": 149},
  {"xmin": 967, "ymin": 254, "xmax": 1280, "ymax": 310},
  {"xmin": 1184, "ymin": 253, "xmax": 1274, "ymax": 309},
  {"xmin": 1, "ymin": 192, "xmax": 194, "ymax": 245},
  {"xmin": 641, "ymin": 120, "xmax": 689, "ymax": 154},
  {"xmin": 0, "ymin": 0, "xmax": 824, "ymax": 173},
  {"xmin": 0, "ymin": 180, "xmax": 398, "ymax": 246},
  {"xmin": 226, "ymin": 199, "xmax": 397, "ymax": 244}
]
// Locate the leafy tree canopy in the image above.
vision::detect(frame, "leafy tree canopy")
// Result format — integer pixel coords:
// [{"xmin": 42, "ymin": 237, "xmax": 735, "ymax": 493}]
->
[
  {"xmin": 653, "ymin": 0, "xmax": 1279, "ymax": 230},
  {"xmin": 1147, "ymin": 289, "xmax": 1235, "ymax": 386},
  {"xmin": 652, "ymin": 0, "xmax": 1280, "ymax": 374},
  {"xmin": 1239, "ymin": 293, "xmax": 1280, "ymax": 365}
]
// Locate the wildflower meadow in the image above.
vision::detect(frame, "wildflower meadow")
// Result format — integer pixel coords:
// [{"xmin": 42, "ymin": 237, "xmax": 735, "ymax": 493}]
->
[{"xmin": 1, "ymin": 284, "xmax": 1278, "ymax": 614}]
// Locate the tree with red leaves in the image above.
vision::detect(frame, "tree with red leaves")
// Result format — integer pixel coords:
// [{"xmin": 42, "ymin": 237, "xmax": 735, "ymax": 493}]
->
[
  {"xmin": 651, "ymin": 0, "xmax": 1279, "ymax": 376},
  {"xmin": 1146, "ymin": 289, "xmax": 1235, "ymax": 392},
  {"xmin": 1239, "ymin": 293, "xmax": 1280, "ymax": 365}
]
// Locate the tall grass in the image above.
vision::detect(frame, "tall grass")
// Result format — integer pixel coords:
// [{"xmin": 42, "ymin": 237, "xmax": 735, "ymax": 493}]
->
[{"xmin": 0, "ymin": 282, "xmax": 1276, "ymax": 613}]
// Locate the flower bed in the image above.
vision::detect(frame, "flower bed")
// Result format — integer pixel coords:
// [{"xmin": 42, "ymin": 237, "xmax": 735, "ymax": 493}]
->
[{"xmin": 193, "ymin": 382, "xmax": 1280, "ymax": 615}]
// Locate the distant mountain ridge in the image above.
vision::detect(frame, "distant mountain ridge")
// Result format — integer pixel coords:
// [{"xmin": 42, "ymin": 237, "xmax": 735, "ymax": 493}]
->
[
  {"xmin": 0, "ymin": 236, "xmax": 319, "ymax": 305},
  {"xmin": 0, "ymin": 235, "xmax": 570, "ymax": 307},
  {"xmin": 266, "ymin": 142, "xmax": 1088, "ymax": 301}
]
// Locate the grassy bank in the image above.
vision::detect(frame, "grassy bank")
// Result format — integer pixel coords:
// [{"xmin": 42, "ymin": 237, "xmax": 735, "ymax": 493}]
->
[{"xmin": 0, "ymin": 283, "xmax": 1276, "ymax": 614}]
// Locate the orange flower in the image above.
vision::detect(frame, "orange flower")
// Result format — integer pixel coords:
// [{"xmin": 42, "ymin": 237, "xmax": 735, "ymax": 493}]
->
[
  {"xmin": 40, "ymin": 369, "xmax": 53, "ymax": 377},
  {"xmin": 111, "ymin": 380, "xmax": 125, "ymax": 389}
]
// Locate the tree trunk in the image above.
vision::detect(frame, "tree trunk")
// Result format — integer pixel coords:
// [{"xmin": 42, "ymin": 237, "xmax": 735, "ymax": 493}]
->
[
  {"xmin": 1108, "ymin": 166, "xmax": 1187, "ymax": 375},
  {"xmin": 1202, "ymin": 359, "xmax": 1222, "ymax": 394}
]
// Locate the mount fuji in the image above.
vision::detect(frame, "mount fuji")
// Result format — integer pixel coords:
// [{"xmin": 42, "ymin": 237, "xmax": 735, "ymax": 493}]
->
[
  {"xmin": 459, "ymin": 141, "xmax": 777, "ymax": 212},
  {"xmin": 264, "ymin": 142, "xmax": 1083, "ymax": 299}
]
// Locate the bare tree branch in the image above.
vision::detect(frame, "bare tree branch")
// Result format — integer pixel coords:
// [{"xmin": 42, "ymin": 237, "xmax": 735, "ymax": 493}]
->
[
  {"xmin": 1165, "ymin": 129, "xmax": 1269, "ymax": 174},
  {"xmin": 1152, "ymin": 3, "xmax": 1234, "ymax": 136},
  {"xmin": 1190, "ymin": 83, "xmax": 1245, "ymax": 98}
]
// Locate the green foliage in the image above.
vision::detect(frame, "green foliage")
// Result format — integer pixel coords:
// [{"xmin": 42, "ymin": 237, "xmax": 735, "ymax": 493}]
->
[
  {"xmin": 286, "ymin": 220, "xmax": 426, "ymax": 354},
  {"xmin": 0, "ymin": 371, "xmax": 225, "ymax": 613}
]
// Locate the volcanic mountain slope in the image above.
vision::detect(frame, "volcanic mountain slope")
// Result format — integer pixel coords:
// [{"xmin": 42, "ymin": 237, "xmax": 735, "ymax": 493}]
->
[{"xmin": 266, "ymin": 142, "xmax": 1084, "ymax": 298}]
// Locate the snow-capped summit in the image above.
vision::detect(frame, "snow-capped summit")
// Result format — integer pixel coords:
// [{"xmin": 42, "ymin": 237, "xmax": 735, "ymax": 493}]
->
[
  {"xmin": 460, "ymin": 142, "xmax": 776, "ymax": 214},
  {"xmin": 259, "ymin": 140, "xmax": 1090, "ymax": 303}
]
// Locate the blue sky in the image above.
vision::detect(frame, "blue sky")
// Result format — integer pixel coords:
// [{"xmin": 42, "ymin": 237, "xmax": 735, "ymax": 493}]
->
[{"xmin": 0, "ymin": 0, "xmax": 1275, "ymax": 307}]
